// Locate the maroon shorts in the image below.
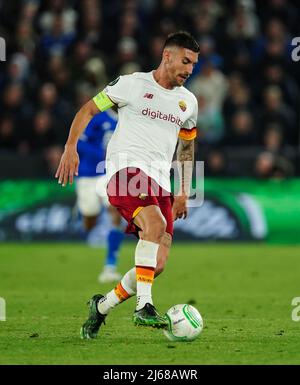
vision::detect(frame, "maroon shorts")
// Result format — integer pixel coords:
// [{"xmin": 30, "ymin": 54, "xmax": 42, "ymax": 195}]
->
[{"xmin": 107, "ymin": 168, "xmax": 174, "ymax": 237}]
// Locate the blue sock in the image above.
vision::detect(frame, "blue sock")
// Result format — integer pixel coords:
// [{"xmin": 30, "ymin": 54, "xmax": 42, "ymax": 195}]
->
[{"xmin": 105, "ymin": 228, "xmax": 125, "ymax": 267}]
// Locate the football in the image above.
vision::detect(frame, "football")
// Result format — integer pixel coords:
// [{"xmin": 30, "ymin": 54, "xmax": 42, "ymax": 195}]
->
[{"xmin": 163, "ymin": 304, "xmax": 203, "ymax": 342}]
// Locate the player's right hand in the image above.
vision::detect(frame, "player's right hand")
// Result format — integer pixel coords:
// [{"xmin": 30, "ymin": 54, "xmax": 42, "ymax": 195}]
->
[
  {"xmin": 55, "ymin": 145, "xmax": 79, "ymax": 186},
  {"xmin": 172, "ymin": 195, "xmax": 188, "ymax": 221}
]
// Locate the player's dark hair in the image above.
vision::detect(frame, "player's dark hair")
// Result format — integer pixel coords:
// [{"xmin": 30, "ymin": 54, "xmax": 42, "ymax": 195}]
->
[{"xmin": 164, "ymin": 31, "xmax": 200, "ymax": 53}]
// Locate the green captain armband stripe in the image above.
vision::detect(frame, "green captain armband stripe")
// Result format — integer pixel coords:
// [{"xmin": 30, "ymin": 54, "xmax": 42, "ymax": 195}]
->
[{"xmin": 93, "ymin": 91, "xmax": 115, "ymax": 111}]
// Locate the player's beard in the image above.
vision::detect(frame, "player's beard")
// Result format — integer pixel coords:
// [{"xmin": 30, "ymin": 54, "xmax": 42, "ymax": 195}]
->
[
  {"xmin": 168, "ymin": 67, "xmax": 187, "ymax": 87},
  {"xmin": 170, "ymin": 73, "xmax": 184, "ymax": 87},
  {"xmin": 176, "ymin": 74, "xmax": 187, "ymax": 86}
]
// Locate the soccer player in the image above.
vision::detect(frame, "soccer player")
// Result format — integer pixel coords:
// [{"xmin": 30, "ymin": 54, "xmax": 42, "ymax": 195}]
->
[
  {"xmin": 76, "ymin": 109, "xmax": 124, "ymax": 283},
  {"xmin": 55, "ymin": 31, "xmax": 199, "ymax": 338}
]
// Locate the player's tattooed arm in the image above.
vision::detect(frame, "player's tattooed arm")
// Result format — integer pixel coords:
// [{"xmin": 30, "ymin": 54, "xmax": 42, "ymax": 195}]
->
[
  {"xmin": 176, "ymin": 138, "xmax": 194, "ymax": 196},
  {"xmin": 173, "ymin": 138, "xmax": 194, "ymax": 220}
]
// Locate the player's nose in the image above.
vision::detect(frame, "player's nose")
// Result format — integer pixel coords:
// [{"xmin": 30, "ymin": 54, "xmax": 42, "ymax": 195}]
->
[{"xmin": 186, "ymin": 65, "xmax": 193, "ymax": 75}]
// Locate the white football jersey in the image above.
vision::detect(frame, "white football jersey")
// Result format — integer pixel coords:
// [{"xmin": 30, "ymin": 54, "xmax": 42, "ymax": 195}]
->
[{"xmin": 103, "ymin": 71, "xmax": 198, "ymax": 192}]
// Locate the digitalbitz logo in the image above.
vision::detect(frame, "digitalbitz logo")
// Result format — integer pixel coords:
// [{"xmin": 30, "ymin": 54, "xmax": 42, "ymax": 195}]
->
[{"xmin": 142, "ymin": 108, "xmax": 183, "ymax": 126}]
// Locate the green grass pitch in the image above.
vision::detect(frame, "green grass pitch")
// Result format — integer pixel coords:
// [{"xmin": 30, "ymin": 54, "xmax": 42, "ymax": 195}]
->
[{"xmin": 0, "ymin": 242, "xmax": 300, "ymax": 365}]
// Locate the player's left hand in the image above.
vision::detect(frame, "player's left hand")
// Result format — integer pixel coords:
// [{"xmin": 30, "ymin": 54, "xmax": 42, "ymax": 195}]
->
[{"xmin": 172, "ymin": 195, "xmax": 188, "ymax": 221}]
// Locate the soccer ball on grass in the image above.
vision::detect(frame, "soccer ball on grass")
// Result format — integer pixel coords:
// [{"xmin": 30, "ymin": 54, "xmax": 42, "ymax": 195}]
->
[{"xmin": 163, "ymin": 304, "xmax": 203, "ymax": 342}]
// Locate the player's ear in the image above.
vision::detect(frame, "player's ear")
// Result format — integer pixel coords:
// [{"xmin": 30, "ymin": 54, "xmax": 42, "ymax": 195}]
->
[{"xmin": 163, "ymin": 48, "xmax": 171, "ymax": 63}]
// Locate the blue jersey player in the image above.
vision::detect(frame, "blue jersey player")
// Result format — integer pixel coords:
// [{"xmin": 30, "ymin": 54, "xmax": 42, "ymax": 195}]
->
[{"xmin": 76, "ymin": 109, "xmax": 124, "ymax": 283}]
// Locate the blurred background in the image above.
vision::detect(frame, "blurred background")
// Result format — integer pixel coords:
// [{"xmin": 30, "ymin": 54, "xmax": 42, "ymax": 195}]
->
[{"xmin": 1, "ymin": 0, "xmax": 300, "ymax": 243}]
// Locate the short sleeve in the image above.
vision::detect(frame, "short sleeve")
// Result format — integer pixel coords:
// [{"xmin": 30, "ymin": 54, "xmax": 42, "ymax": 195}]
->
[
  {"xmin": 179, "ymin": 97, "xmax": 198, "ymax": 141},
  {"xmin": 103, "ymin": 74, "xmax": 134, "ymax": 107}
]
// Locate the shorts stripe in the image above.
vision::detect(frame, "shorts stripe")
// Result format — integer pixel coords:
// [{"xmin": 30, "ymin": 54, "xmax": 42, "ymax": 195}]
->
[{"xmin": 132, "ymin": 206, "xmax": 144, "ymax": 218}]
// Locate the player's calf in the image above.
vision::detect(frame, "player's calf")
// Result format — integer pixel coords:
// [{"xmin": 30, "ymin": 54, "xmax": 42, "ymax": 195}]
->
[{"xmin": 155, "ymin": 232, "xmax": 172, "ymax": 276}]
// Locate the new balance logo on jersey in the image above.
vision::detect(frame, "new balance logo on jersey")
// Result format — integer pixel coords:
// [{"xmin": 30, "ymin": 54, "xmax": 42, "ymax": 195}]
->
[{"xmin": 143, "ymin": 93, "xmax": 153, "ymax": 99}]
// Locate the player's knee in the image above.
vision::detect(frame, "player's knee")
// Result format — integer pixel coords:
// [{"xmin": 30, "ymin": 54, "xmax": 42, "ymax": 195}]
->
[{"xmin": 143, "ymin": 218, "xmax": 166, "ymax": 243}]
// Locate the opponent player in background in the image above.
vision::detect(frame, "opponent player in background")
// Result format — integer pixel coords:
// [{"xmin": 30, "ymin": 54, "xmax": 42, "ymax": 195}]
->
[
  {"xmin": 76, "ymin": 109, "xmax": 124, "ymax": 283},
  {"xmin": 55, "ymin": 31, "xmax": 199, "ymax": 338}
]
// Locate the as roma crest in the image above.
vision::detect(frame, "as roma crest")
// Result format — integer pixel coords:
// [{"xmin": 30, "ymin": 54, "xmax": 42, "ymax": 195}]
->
[{"xmin": 179, "ymin": 100, "xmax": 187, "ymax": 112}]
